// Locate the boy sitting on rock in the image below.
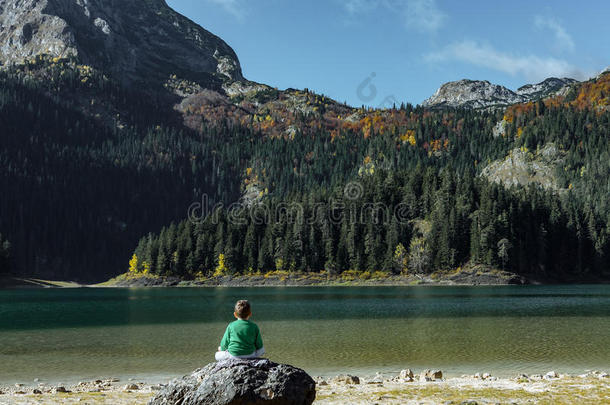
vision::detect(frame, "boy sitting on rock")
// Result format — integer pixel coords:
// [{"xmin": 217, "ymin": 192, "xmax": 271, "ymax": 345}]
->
[{"xmin": 215, "ymin": 300, "xmax": 265, "ymax": 361}]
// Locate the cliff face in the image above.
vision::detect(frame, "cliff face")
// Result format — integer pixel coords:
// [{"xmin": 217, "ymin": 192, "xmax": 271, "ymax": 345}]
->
[
  {"xmin": 481, "ymin": 143, "xmax": 566, "ymax": 191},
  {"xmin": 0, "ymin": 0, "xmax": 243, "ymax": 85}
]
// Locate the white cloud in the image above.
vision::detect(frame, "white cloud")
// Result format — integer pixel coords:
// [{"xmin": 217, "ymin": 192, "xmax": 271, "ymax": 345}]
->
[
  {"xmin": 425, "ymin": 40, "xmax": 587, "ymax": 82},
  {"xmin": 534, "ymin": 16, "xmax": 575, "ymax": 52},
  {"xmin": 404, "ymin": 0, "xmax": 446, "ymax": 33},
  {"xmin": 340, "ymin": 0, "xmax": 446, "ymax": 32},
  {"xmin": 207, "ymin": 0, "xmax": 245, "ymax": 20}
]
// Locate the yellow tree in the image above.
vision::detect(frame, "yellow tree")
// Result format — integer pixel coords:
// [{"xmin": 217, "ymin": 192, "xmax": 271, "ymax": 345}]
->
[
  {"xmin": 393, "ymin": 243, "xmax": 408, "ymax": 274},
  {"xmin": 128, "ymin": 254, "xmax": 138, "ymax": 273},
  {"xmin": 214, "ymin": 253, "xmax": 228, "ymax": 277}
]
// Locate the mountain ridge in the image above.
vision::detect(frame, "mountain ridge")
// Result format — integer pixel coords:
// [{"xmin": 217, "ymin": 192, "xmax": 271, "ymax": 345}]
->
[{"xmin": 422, "ymin": 77, "xmax": 578, "ymax": 109}]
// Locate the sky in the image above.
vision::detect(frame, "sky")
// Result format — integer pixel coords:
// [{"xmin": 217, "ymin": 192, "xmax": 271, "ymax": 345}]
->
[{"xmin": 166, "ymin": 0, "xmax": 610, "ymax": 107}]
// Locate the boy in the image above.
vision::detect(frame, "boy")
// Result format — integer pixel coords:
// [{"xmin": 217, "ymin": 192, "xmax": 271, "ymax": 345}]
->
[{"xmin": 215, "ymin": 300, "xmax": 265, "ymax": 361}]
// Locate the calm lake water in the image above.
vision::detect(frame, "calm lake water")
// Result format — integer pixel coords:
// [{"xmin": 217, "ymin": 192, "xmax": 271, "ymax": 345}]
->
[{"xmin": 0, "ymin": 285, "xmax": 609, "ymax": 384}]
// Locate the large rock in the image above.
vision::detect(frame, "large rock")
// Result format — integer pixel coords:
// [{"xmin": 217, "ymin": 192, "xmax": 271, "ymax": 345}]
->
[
  {"xmin": 480, "ymin": 143, "xmax": 565, "ymax": 191},
  {"xmin": 149, "ymin": 359, "xmax": 316, "ymax": 405}
]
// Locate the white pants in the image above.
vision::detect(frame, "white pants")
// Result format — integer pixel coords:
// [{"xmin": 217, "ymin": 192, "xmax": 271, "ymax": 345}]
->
[{"xmin": 215, "ymin": 347, "xmax": 265, "ymax": 361}]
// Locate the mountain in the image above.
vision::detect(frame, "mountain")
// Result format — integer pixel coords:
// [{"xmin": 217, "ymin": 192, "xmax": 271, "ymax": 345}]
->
[
  {"xmin": 422, "ymin": 77, "xmax": 577, "ymax": 109},
  {"xmin": 422, "ymin": 79, "xmax": 525, "ymax": 109},
  {"xmin": 515, "ymin": 77, "xmax": 578, "ymax": 99},
  {"xmin": 0, "ymin": 0, "xmax": 242, "ymax": 87},
  {"xmin": 0, "ymin": 0, "xmax": 609, "ymax": 283}
]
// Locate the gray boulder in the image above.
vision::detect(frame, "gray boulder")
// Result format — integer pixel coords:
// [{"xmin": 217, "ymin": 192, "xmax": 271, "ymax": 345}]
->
[{"xmin": 149, "ymin": 359, "xmax": 316, "ymax": 405}]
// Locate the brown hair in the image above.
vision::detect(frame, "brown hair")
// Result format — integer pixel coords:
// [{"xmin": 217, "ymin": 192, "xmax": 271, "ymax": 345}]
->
[{"xmin": 234, "ymin": 300, "xmax": 251, "ymax": 318}]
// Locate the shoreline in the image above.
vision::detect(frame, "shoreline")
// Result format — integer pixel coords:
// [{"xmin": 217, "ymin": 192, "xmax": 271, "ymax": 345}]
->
[
  {"xmin": 95, "ymin": 266, "xmax": 530, "ymax": 288},
  {"xmin": 1, "ymin": 369, "xmax": 608, "ymax": 404},
  {"xmin": 5, "ymin": 266, "xmax": 610, "ymax": 289},
  {"xmin": 1, "ymin": 266, "xmax": 529, "ymax": 289}
]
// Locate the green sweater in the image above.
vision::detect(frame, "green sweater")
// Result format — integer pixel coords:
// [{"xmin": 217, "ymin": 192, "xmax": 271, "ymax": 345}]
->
[{"xmin": 220, "ymin": 319, "xmax": 264, "ymax": 356}]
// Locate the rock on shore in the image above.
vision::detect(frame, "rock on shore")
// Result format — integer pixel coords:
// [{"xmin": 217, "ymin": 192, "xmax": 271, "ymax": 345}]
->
[
  {"xmin": 0, "ymin": 369, "xmax": 609, "ymax": 404},
  {"xmin": 149, "ymin": 359, "xmax": 316, "ymax": 405}
]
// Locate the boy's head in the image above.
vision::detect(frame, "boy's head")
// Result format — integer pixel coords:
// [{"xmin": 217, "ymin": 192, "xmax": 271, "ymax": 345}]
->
[{"xmin": 234, "ymin": 300, "xmax": 251, "ymax": 319}]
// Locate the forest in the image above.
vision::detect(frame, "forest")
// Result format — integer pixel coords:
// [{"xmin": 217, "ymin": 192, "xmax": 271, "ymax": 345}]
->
[
  {"xmin": 128, "ymin": 166, "xmax": 606, "ymax": 281},
  {"xmin": 0, "ymin": 55, "xmax": 608, "ymax": 281}
]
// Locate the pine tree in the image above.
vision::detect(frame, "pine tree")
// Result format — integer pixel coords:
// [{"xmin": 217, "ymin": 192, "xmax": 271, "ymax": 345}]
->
[
  {"xmin": 408, "ymin": 237, "xmax": 430, "ymax": 273},
  {"xmin": 243, "ymin": 221, "xmax": 257, "ymax": 273},
  {"xmin": 323, "ymin": 218, "xmax": 337, "ymax": 274},
  {"xmin": 156, "ymin": 240, "xmax": 169, "ymax": 275},
  {"xmin": 383, "ymin": 218, "xmax": 399, "ymax": 273},
  {"xmin": 257, "ymin": 226, "xmax": 274, "ymax": 272},
  {"xmin": 497, "ymin": 238, "xmax": 512, "ymax": 269},
  {"xmin": 364, "ymin": 221, "xmax": 377, "ymax": 271}
]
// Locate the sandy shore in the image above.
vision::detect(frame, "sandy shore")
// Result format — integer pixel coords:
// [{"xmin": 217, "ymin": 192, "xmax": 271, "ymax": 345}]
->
[{"xmin": 1, "ymin": 370, "xmax": 608, "ymax": 404}]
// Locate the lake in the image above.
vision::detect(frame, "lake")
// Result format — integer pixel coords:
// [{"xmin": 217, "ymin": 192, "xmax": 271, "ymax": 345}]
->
[{"xmin": 0, "ymin": 285, "xmax": 609, "ymax": 385}]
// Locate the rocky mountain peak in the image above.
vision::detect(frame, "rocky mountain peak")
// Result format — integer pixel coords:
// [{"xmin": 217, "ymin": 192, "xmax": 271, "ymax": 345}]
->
[
  {"xmin": 0, "ymin": 0, "xmax": 243, "ymax": 86},
  {"xmin": 423, "ymin": 77, "xmax": 578, "ymax": 109},
  {"xmin": 422, "ymin": 79, "xmax": 525, "ymax": 109},
  {"xmin": 516, "ymin": 77, "xmax": 577, "ymax": 99}
]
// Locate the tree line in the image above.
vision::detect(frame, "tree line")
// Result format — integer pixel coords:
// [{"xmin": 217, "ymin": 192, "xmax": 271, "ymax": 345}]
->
[{"xmin": 130, "ymin": 166, "xmax": 609, "ymax": 281}]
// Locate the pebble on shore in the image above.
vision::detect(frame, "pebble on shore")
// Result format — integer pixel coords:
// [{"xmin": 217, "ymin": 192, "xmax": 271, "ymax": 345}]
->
[
  {"xmin": 399, "ymin": 368, "xmax": 414, "ymax": 381},
  {"xmin": 331, "ymin": 374, "xmax": 360, "ymax": 385},
  {"xmin": 545, "ymin": 370, "xmax": 559, "ymax": 379},
  {"xmin": 1, "ymin": 369, "xmax": 609, "ymax": 404}
]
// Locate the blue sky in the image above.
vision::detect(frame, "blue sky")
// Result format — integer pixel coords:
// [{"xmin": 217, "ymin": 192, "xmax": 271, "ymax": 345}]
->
[{"xmin": 167, "ymin": 0, "xmax": 610, "ymax": 107}]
